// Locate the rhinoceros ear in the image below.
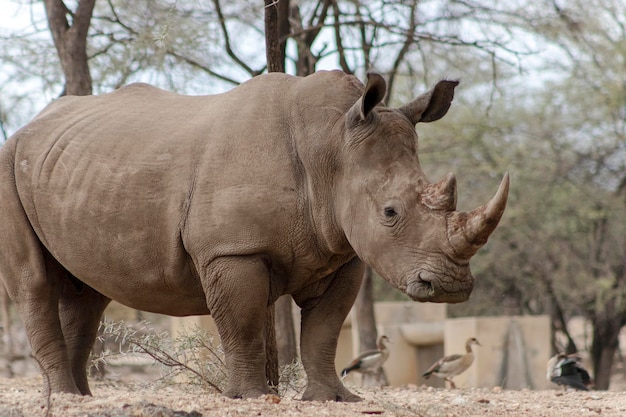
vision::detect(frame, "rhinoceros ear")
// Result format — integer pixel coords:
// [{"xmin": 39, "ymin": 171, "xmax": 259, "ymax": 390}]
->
[
  {"xmin": 400, "ymin": 80, "xmax": 459, "ymax": 125},
  {"xmin": 347, "ymin": 72, "xmax": 387, "ymax": 126}
]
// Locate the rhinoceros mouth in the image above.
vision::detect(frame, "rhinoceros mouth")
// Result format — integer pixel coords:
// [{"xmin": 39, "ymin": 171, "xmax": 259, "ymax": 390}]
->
[{"xmin": 405, "ymin": 271, "xmax": 472, "ymax": 303}]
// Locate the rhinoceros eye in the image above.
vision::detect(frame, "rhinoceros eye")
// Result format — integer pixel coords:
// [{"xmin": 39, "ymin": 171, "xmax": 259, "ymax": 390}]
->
[{"xmin": 384, "ymin": 207, "xmax": 398, "ymax": 218}]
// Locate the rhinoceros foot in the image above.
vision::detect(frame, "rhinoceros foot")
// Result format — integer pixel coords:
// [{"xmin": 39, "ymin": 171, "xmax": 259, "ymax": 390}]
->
[
  {"xmin": 222, "ymin": 389, "xmax": 270, "ymax": 400},
  {"xmin": 222, "ymin": 386, "xmax": 271, "ymax": 400},
  {"xmin": 301, "ymin": 382, "xmax": 362, "ymax": 402}
]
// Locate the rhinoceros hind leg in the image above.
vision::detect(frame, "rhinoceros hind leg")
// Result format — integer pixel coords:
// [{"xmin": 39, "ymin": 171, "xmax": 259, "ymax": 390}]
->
[
  {"xmin": 3, "ymin": 252, "xmax": 81, "ymax": 394},
  {"xmin": 58, "ymin": 274, "xmax": 111, "ymax": 395},
  {"xmin": 0, "ymin": 147, "xmax": 78, "ymax": 394}
]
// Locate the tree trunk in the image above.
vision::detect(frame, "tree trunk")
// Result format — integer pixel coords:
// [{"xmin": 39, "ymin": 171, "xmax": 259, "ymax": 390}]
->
[
  {"xmin": 43, "ymin": 0, "xmax": 95, "ymax": 96},
  {"xmin": 290, "ymin": 1, "xmax": 330, "ymax": 77},
  {"xmin": 590, "ymin": 314, "xmax": 621, "ymax": 390},
  {"xmin": 264, "ymin": 305, "xmax": 279, "ymax": 389},
  {"xmin": 275, "ymin": 295, "xmax": 297, "ymax": 366},
  {"xmin": 263, "ymin": 0, "xmax": 291, "ymax": 387},
  {"xmin": 545, "ymin": 277, "xmax": 578, "ymax": 354},
  {"xmin": 355, "ymin": 266, "xmax": 388, "ymax": 386},
  {"xmin": 264, "ymin": 0, "xmax": 284, "ymax": 73},
  {"xmin": 0, "ymin": 285, "xmax": 13, "ymax": 377},
  {"xmin": 276, "ymin": 0, "xmax": 290, "ymax": 65},
  {"xmin": 290, "ymin": 5, "xmax": 315, "ymax": 76}
]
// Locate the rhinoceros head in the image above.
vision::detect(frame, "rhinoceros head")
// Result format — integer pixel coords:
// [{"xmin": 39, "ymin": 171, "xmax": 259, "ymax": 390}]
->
[{"xmin": 337, "ymin": 73, "xmax": 509, "ymax": 303}]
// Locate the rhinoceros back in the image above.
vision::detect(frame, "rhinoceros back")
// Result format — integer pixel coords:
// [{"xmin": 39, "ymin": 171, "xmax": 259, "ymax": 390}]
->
[{"xmin": 4, "ymin": 76, "xmax": 306, "ymax": 311}]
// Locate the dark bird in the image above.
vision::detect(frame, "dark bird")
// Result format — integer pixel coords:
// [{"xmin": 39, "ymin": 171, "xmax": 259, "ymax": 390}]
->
[
  {"xmin": 341, "ymin": 335, "xmax": 390, "ymax": 377},
  {"xmin": 546, "ymin": 352, "xmax": 593, "ymax": 391},
  {"xmin": 422, "ymin": 337, "xmax": 480, "ymax": 389}
]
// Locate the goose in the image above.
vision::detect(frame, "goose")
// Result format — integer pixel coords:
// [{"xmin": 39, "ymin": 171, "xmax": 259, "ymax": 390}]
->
[
  {"xmin": 341, "ymin": 335, "xmax": 390, "ymax": 377},
  {"xmin": 422, "ymin": 337, "xmax": 480, "ymax": 388},
  {"xmin": 547, "ymin": 352, "xmax": 593, "ymax": 391}
]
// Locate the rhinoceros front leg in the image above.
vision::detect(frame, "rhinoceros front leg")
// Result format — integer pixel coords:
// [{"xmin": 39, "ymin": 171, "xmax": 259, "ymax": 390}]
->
[
  {"xmin": 294, "ymin": 257, "xmax": 364, "ymax": 402},
  {"xmin": 202, "ymin": 255, "xmax": 271, "ymax": 399}
]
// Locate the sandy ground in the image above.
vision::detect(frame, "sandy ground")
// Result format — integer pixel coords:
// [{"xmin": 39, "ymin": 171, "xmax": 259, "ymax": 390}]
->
[
  {"xmin": 2, "ymin": 315, "xmax": 625, "ymax": 417},
  {"xmin": 1, "ymin": 375, "xmax": 625, "ymax": 417}
]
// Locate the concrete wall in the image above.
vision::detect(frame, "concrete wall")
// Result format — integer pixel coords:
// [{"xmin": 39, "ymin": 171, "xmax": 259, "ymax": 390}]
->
[
  {"xmin": 171, "ymin": 315, "xmax": 220, "ymax": 347},
  {"xmin": 170, "ymin": 301, "xmax": 447, "ymax": 388},
  {"xmin": 444, "ymin": 315, "xmax": 551, "ymax": 389},
  {"xmin": 339, "ymin": 301, "xmax": 446, "ymax": 388},
  {"xmin": 169, "ymin": 306, "xmax": 551, "ymax": 390}
]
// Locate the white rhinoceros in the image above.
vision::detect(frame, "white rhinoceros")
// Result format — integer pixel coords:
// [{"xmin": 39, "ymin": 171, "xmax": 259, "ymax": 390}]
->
[{"xmin": 0, "ymin": 70, "xmax": 508, "ymax": 401}]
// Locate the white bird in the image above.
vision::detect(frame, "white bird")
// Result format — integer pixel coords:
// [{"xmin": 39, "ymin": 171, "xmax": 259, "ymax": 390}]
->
[
  {"xmin": 422, "ymin": 337, "xmax": 480, "ymax": 388},
  {"xmin": 547, "ymin": 352, "xmax": 593, "ymax": 391},
  {"xmin": 341, "ymin": 335, "xmax": 390, "ymax": 377}
]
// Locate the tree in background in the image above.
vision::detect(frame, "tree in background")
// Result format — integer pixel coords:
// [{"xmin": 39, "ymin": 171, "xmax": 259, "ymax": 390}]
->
[
  {"xmin": 4, "ymin": 0, "xmax": 626, "ymax": 389},
  {"xmin": 421, "ymin": 0, "xmax": 626, "ymax": 390},
  {"xmin": 528, "ymin": 0, "xmax": 626, "ymax": 389},
  {"xmin": 43, "ymin": 0, "xmax": 95, "ymax": 96}
]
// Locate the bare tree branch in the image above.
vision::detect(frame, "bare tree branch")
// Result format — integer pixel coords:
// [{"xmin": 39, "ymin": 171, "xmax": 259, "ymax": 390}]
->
[
  {"xmin": 386, "ymin": 0, "xmax": 417, "ymax": 103},
  {"xmin": 43, "ymin": 0, "xmax": 95, "ymax": 95},
  {"xmin": 329, "ymin": 0, "xmax": 352, "ymax": 74},
  {"xmin": 166, "ymin": 50, "xmax": 245, "ymax": 86},
  {"xmin": 212, "ymin": 0, "xmax": 263, "ymax": 77}
]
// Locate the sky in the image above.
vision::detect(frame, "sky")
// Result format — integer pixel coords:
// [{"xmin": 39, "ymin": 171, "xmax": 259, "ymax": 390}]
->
[
  {"xmin": 0, "ymin": 2, "xmax": 52, "ymax": 137},
  {"xmin": 0, "ymin": 1, "xmax": 45, "ymax": 31}
]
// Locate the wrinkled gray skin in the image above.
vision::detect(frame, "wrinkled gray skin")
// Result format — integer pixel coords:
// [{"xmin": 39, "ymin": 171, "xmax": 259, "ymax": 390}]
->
[{"xmin": 0, "ymin": 71, "xmax": 508, "ymax": 401}]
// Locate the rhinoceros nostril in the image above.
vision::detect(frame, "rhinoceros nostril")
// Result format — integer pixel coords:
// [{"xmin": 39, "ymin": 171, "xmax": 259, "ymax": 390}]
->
[
  {"xmin": 426, "ymin": 282, "xmax": 435, "ymax": 297},
  {"xmin": 417, "ymin": 270, "xmax": 437, "ymax": 283},
  {"xmin": 406, "ymin": 275, "xmax": 435, "ymax": 301}
]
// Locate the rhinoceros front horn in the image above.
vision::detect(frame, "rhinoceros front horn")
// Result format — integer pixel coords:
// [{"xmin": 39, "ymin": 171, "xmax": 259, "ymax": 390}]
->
[{"xmin": 447, "ymin": 173, "xmax": 510, "ymax": 257}]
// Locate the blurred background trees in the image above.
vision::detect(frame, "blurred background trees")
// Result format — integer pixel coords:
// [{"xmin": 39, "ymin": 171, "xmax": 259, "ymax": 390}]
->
[{"xmin": 1, "ymin": 0, "xmax": 626, "ymax": 389}]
